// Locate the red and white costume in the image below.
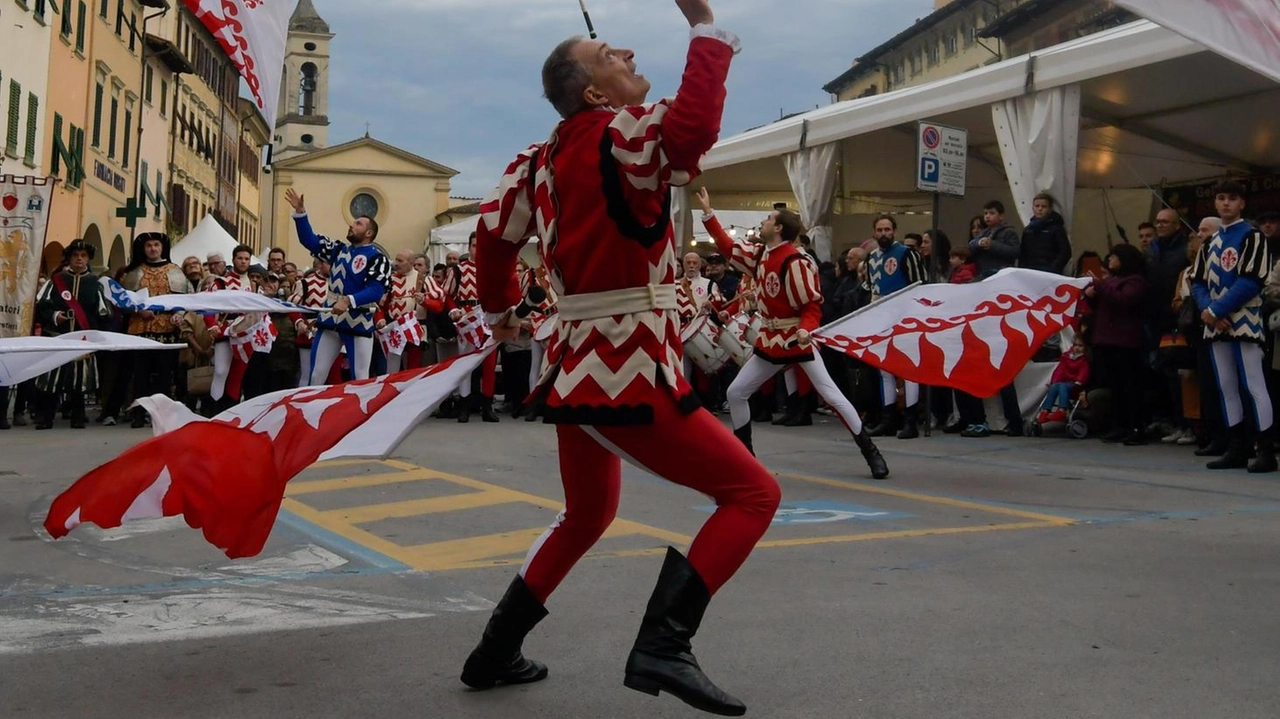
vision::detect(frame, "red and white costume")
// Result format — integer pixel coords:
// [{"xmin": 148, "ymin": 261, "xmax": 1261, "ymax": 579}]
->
[
  {"xmin": 447, "ymin": 258, "xmax": 499, "ymax": 401},
  {"xmin": 475, "ymin": 26, "xmax": 779, "ymax": 603},
  {"xmin": 290, "ymin": 270, "xmax": 330, "ymax": 387},
  {"xmin": 706, "ymin": 212, "xmax": 874, "ymax": 453},
  {"xmin": 204, "ymin": 270, "xmax": 253, "ymax": 404},
  {"xmin": 676, "ymin": 274, "xmax": 722, "ymax": 325},
  {"xmin": 405, "ymin": 273, "xmax": 446, "ymax": 370},
  {"xmin": 376, "ymin": 269, "xmax": 421, "ymax": 373}
]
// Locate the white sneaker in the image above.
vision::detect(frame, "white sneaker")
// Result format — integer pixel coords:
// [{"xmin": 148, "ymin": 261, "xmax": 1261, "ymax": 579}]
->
[
  {"xmin": 101, "ymin": 416, "xmax": 116, "ymax": 426},
  {"xmin": 1176, "ymin": 429, "xmax": 1198, "ymax": 445},
  {"xmin": 1160, "ymin": 429, "xmax": 1182, "ymax": 444}
]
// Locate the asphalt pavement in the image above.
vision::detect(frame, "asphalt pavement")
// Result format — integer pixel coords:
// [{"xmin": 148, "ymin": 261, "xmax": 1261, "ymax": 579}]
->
[{"xmin": 2, "ymin": 412, "xmax": 1278, "ymax": 718}]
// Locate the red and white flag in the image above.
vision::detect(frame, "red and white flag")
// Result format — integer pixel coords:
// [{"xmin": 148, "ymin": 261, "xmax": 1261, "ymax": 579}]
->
[
  {"xmin": 376, "ymin": 314, "xmax": 424, "ymax": 357},
  {"xmin": 183, "ymin": 0, "xmax": 297, "ymax": 130},
  {"xmin": 230, "ymin": 313, "xmax": 278, "ymax": 362},
  {"xmin": 455, "ymin": 307, "xmax": 492, "ymax": 349},
  {"xmin": 44, "ymin": 347, "xmax": 497, "ymax": 558},
  {"xmin": 1111, "ymin": 0, "xmax": 1280, "ymax": 84},
  {"xmin": 814, "ymin": 269, "xmax": 1090, "ymax": 398}
]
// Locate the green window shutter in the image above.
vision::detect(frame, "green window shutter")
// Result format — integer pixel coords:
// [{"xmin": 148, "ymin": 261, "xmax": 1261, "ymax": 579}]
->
[
  {"xmin": 51, "ymin": 112, "xmax": 64, "ymax": 176},
  {"xmin": 61, "ymin": 0, "xmax": 73, "ymax": 35},
  {"xmin": 24, "ymin": 93, "xmax": 38, "ymax": 164},
  {"xmin": 91, "ymin": 83, "xmax": 102, "ymax": 146},
  {"xmin": 122, "ymin": 108, "xmax": 132, "ymax": 168},
  {"xmin": 160, "ymin": 79, "xmax": 167, "ymax": 115},
  {"xmin": 114, "ymin": 0, "xmax": 123, "ymax": 34},
  {"xmin": 7, "ymin": 80, "xmax": 21, "ymax": 155},
  {"xmin": 70, "ymin": 126, "xmax": 85, "ymax": 188},
  {"xmin": 108, "ymin": 96, "xmax": 118, "ymax": 158},
  {"xmin": 99, "ymin": 0, "xmax": 107, "ymax": 18},
  {"xmin": 75, "ymin": 1, "xmax": 86, "ymax": 52},
  {"xmin": 129, "ymin": 12, "xmax": 137, "ymax": 51}
]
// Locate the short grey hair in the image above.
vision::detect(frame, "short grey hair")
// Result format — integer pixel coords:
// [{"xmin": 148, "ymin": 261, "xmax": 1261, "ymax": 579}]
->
[{"xmin": 543, "ymin": 36, "xmax": 592, "ymax": 119}]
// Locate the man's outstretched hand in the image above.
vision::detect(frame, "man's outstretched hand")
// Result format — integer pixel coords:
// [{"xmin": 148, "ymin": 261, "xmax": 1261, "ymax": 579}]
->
[
  {"xmin": 676, "ymin": 0, "xmax": 713, "ymax": 27},
  {"xmin": 285, "ymin": 189, "xmax": 306, "ymax": 215}
]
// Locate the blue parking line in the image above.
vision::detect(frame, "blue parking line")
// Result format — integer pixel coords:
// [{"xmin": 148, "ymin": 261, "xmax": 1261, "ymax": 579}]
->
[{"xmin": 276, "ymin": 508, "xmax": 412, "ymax": 572}]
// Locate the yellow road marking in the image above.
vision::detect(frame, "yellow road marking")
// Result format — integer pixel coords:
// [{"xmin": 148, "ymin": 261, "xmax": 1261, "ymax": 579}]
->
[
  {"xmin": 286, "ymin": 468, "xmax": 440, "ymax": 495},
  {"xmin": 776, "ymin": 472, "xmax": 1076, "ymax": 526},
  {"xmin": 281, "ymin": 498, "xmax": 416, "ymax": 560},
  {"xmin": 756, "ymin": 521, "xmax": 1056, "ymax": 548},
  {"xmin": 324, "ymin": 489, "xmax": 524, "ymax": 524}
]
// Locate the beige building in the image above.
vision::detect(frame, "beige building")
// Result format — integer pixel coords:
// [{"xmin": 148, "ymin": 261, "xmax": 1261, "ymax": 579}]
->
[
  {"xmin": 236, "ymin": 97, "xmax": 269, "ymax": 254},
  {"xmin": 1, "ymin": 0, "xmax": 52, "ymax": 178},
  {"xmin": 261, "ymin": 1, "xmax": 459, "ymax": 266},
  {"xmin": 134, "ymin": 25, "xmax": 192, "ymax": 239},
  {"xmin": 78, "ymin": 0, "xmax": 167, "ymax": 272},
  {"xmin": 981, "ymin": 0, "xmax": 1137, "ymax": 57},
  {"xmin": 824, "ymin": 0, "xmax": 1032, "ymax": 101}
]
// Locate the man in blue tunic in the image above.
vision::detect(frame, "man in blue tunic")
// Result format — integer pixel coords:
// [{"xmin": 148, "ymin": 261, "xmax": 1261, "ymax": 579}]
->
[
  {"xmin": 284, "ymin": 188, "xmax": 391, "ymax": 383},
  {"xmin": 1191, "ymin": 180, "xmax": 1275, "ymax": 473},
  {"xmin": 863, "ymin": 214, "xmax": 926, "ymax": 439}
]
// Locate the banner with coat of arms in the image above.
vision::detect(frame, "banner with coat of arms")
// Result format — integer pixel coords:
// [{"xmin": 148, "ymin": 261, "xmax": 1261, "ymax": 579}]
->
[{"xmin": 0, "ymin": 176, "xmax": 54, "ymax": 339}]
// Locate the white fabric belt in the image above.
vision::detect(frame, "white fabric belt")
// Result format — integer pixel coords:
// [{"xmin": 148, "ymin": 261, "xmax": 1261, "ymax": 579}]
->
[
  {"xmin": 760, "ymin": 317, "xmax": 801, "ymax": 330},
  {"xmin": 555, "ymin": 284, "xmax": 678, "ymax": 322}
]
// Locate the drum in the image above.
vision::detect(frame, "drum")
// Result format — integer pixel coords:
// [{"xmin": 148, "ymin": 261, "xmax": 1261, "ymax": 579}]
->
[
  {"xmin": 532, "ymin": 313, "xmax": 557, "ymax": 343},
  {"xmin": 680, "ymin": 316, "xmax": 729, "ymax": 374},
  {"xmin": 717, "ymin": 313, "xmax": 760, "ymax": 367}
]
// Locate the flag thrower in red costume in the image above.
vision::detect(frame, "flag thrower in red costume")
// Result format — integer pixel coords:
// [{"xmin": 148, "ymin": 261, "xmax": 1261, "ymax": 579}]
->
[
  {"xmin": 697, "ymin": 189, "xmax": 890, "ymax": 480},
  {"xmin": 469, "ymin": 1, "xmax": 779, "ymax": 714}
]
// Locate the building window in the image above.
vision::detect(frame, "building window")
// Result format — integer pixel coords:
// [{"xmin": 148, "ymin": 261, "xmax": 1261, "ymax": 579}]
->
[
  {"xmin": 945, "ymin": 32, "xmax": 958, "ymax": 56},
  {"xmin": 34, "ymin": 0, "xmax": 47, "ymax": 22},
  {"xmin": 160, "ymin": 79, "xmax": 168, "ymax": 116},
  {"xmin": 301, "ymin": 133, "xmax": 314, "ymax": 144},
  {"xmin": 99, "ymin": 0, "xmax": 108, "ymax": 18},
  {"xmin": 129, "ymin": 12, "xmax": 137, "ymax": 52},
  {"xmin": 76, "ymin": 1, "xmax": 87, "ymax": 52},
  {"xmin": 350, "ymin": 193, "xmax": 379, "ymax": 220},
  {"xmin": 962, "ymin": 21, "xmax": 975, "ymax": 46},
  {"xmin": 108, "ymin": 95, "xmax": 118, "ymax": 159},
  {"xmin": 24, "ymin": 93, "xmax": 39, "ymax": 165},
  {"xmin": 92, "ymin": 82, "xmax": 103, "ymax": 146},
  {"xmin": 115, "ymin": 0, "xmax": 124, "ymax": 35},
  {"xmin": 909, "ymin": 52, "xmax": 922, "ymax": 76},
  {"xmin": 6, "ymin": 81, "xmax": 21, "ymax": 157},
  {"xmin": 927, "ymin": 42, "xmax": 940, "ymax": 66},
  {"xmin": 61, "ymin": 0, "xmax": 73, "ymax": 35},
  {"xmin": 122, "ymin": 104, "xmax": 133, "ymax": 168},
  {"xmin": 144, "ymin": 65, "xmax": 153, "ymax": 104}
]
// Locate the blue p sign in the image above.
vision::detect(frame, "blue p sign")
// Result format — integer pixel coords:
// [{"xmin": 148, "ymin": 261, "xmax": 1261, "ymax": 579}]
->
[{"xmin": 921, "ymin": 157, "xmax": 939, "ymax": 183}]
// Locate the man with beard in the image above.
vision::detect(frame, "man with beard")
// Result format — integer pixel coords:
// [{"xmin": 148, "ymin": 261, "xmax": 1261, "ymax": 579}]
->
[
  {"xmin": 284, "ymin": 188, "xmax": 390, "ymax": 384},
  {"xmin": 117, "ymin": 232, "xmax": 190, "ymax": 427},
  {"xmin": 32, "ymin": 240, "xmax": 112, "ymax": 429},
  {"xmin": 863, "ymin": 214, "xmax": 925, "ymax": 439},
  {"xmin": 467, "ymin": 2, "xmax": 782, "ymax": 713},
  {"xmin": 204, "ymin": 244, "xmax": 255, "ymax": 411}
]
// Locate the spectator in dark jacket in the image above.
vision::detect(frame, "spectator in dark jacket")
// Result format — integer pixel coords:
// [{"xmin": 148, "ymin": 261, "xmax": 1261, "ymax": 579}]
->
[
  {"xmin": 969, "ymin": 200, "xmax": 1021, "ymax": 279},
  {"xmin": 1144, "ymin": 207, "xmax": 1190, "ymax": 334},
  {"xmin": 1087, "ymin": 244, "xmax": 1150, "ymax": 445},
  {"xmin": 921, "ymin": 228, "xmax": 952, "ymax": 283},
  {"xmin": 1019, "ymin": 192, "xmax": 1072, "ymax": 274}
]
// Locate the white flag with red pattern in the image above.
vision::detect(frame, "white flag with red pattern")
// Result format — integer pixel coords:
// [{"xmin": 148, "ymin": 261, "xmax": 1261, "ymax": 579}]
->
[
  {"xmin": 376, "ymin": 314, "xmax": 423, "ymax": 357},
  {"xmin": 813, "ymin": 269, "xmax": 1090, "ymax": 398},
  {"xmin": 1110, "ymin": 0, "xmax": 1280, "ymax": 84},
  {"xmin": 44, "ymin": 347, "xmax": 497, "ymax": 558},
  {"xmin": 183, "ymin": 0, "xmax": 297, "ymax": 130}
]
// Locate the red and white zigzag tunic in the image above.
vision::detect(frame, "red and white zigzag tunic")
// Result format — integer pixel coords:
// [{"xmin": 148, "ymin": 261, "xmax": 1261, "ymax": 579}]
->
[
  {"xmin": 289, "ymin": 271, "xmax": 330, "ymax": 348},
  {"xmin": 476, "ymin": 28, "xmax": 740, "ymax": 425}
]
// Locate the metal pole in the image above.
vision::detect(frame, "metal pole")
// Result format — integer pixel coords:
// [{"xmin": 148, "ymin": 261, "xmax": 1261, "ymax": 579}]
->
[
  {"xmin": 924, "ymin": 192, "xmax": 941, "ymax": 437},
  {"xmin": 131, "ymin": 3, "xmax": 170, "ymax": 245}
]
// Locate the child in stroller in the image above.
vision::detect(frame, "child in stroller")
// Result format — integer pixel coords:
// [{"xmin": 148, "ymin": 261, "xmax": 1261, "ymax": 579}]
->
[{"xmin": 1033, "ymin": 336, "xmax": 1090, "ymax": 438}]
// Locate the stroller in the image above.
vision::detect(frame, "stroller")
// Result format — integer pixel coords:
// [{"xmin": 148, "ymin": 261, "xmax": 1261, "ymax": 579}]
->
[{"xmin": 1027, "ymin": 385, "xmax": 1090, "ymax": 439}]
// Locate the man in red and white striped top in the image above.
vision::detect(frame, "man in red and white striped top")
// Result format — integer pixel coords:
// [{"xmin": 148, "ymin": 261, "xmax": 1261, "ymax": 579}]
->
[
  {"xmin": 699, "ymin": 188, "xmax": 889, "ymax": 480},
  {"xmin": 289, "ymin": 258, "xmax": 330, "ymax": 387},
  {"xmin": 376, "ymin": 250, "xmax": 420, "ymax": 374},
  {"xmin": 446, "ymin": 233, "xmax": 500, "ymax": 423},
  {"xmin": 463, "ymin": 2, "xmax": 779, "ymax": 714}
]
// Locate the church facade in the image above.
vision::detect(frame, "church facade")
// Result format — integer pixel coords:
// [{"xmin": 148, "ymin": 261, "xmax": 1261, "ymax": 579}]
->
[{"xmin": 260, "ymin": 0, "xmax": 458, "ymax": 263}]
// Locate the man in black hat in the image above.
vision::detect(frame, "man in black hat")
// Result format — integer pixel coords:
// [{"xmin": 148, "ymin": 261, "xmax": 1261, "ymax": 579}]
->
[
  {"xmin": 704, "ymin": 252, "xmax": 739, "ymax": 301},
  {"xmin": 109, "ymin": 232, "xmax": 190, "ymax": 428},
  {"xmin": 32, "ymin": 240, "xmax": 111, "ymax": 429}
]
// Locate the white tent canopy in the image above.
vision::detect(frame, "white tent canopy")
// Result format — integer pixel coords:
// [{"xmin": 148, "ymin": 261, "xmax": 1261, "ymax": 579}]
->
[
  {"xmin": 171, "ymin": 214, "xmax": 265, "ymax": 267},
  {"xmin": 696, "ymin": 20, "xmax": 1280, "ymax": 261},
  {"xmin": 427, "ymin": 216, "xmax": 477, "ymax": 266}
]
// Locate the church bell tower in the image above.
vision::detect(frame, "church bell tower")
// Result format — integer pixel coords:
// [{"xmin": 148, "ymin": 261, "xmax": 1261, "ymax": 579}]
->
[{"xmin": 275, "ymin": 0, "xmax": 333, "ymax": 161}]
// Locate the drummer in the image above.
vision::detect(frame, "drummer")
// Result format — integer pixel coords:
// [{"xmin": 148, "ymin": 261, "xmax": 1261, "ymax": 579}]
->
[{"xmin": 677, "ymin": 253, "xmax": 724, "ymax": 403}]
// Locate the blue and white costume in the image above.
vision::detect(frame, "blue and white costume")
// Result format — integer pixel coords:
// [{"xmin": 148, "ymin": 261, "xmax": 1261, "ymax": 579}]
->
[
  {"xmin": 866, "ymin": 241, "xmax": 926, "ymax": 413},
  {"xmin": 293, "ymin": 212, "xmax": 391, "ymax": 383},
  {"xmin": 1191, "ymin": 218, "xmax": 1272, "ymax": 434}
]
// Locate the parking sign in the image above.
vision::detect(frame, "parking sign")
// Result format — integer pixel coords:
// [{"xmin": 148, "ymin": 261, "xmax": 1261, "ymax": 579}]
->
[{"xmin": 916, "ymin": 122, "xmax": 967, "ymax": 196}]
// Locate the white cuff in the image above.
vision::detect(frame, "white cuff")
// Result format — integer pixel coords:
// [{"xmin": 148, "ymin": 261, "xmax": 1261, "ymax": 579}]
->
[
  {"xmin": 701, "ymin": 210, "xmax": 715, "ymax": 222},
  {"xmin": 691, "ymin": 24, "xmax": 742, "ymax": 55},
  {"xmin": 292, "ymin": 212, "xmax": 307, "ymax": 219}
]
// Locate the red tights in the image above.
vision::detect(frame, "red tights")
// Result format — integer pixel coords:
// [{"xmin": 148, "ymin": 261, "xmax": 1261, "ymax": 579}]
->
[{"xmin": 520, "ymin": 396, "xmax": 781, "ymax": 603}]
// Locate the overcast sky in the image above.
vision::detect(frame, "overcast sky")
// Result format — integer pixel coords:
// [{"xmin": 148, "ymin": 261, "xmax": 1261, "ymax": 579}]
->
[{"xmin": 312, "ymin": 0, "xmax": 935, "ymax": 199}]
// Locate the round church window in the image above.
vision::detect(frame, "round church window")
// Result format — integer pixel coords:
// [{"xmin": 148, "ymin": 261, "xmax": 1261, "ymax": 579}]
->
[
  {"xmin": 350, "ymin": 192, "xmax": 379, "ymax": 220},
  {"xmin": 304, "ymin": 42, "xmax": 317, "ymax": 51},
  {"xmin": 301, "ymin": 133, "xmax": 314, "ymax": 144}
]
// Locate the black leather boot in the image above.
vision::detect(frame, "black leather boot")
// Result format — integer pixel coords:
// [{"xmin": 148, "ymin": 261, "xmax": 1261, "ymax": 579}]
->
[
  {"xmin": 781, "ymin": 392, "xmax": 813, "ymax": 426},
  {"xmin": 865, "ymin": 405, "xmax": 899, "ymax": 437},
  {"xmin": 460, "ymin": 575, "xmax": 549, "ymax": 689},
  {"xmin": 67, "ymin": 392, "xmax": 87, "ymax": 429},
  {"xmin": 772, "ymin": 392, "xmax": 799, "ymax": 426},
  {"xmin": 457, "ymin": 395, "xmax": 473, "ymax": 423},
  {"xmin": 896, "ymin": 405, "xmax": 920, "ymax": 439},
  {"xmin": 1248, "ymin": 428, "xmax": 1277, "ymax": 474},
  {"xmin": 854, "ymin": 430, "xmax": 890, "ymax": 479},
  {"xmin": 732, "ymin": 425, "xmax": 754, "ymax": 456},
  {"xmin": 623, "ymin": 547, "xmax": 747, "ymax": 717},
  {"xmin": 33, "ymin": 391, "xmax": 56, "ymax": 430},
  {"xmin": 750, "ymin": 394, "xmax": 772, "ymax": 423},
  {"xmin": 1207, "ymin": 425, "xmax": 1249, "ymax": 470},
  {"xmin": 1194, "ymin": 435, "xmax": 1227, "ymax": 456},
  {"xmin": 481, "ymin": 396, "xmax": 500, "ymax": 423}
]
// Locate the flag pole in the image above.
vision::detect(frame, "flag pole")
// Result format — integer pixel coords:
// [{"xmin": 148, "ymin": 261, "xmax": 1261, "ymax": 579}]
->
[{"xmin": 578, "ymin": 0, "xmax": 598, "ymax": 38}]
